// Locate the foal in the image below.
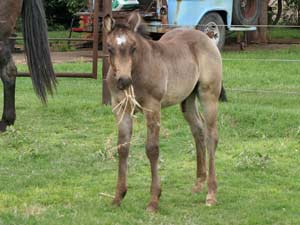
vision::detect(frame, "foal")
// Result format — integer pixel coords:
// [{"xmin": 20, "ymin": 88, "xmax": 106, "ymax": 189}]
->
[{"xmin": 104, "ymin": 13, "xmax": 222, "ymax": 212}]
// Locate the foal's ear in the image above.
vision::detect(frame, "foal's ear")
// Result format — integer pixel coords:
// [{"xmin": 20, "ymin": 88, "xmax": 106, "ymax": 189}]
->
[
  {"xmin": 128, "ymin": 12, "xmax": 142, "ymax": 32},
  {"xmin": 103, "ymin": 14, "xmax": 115, "ymax": 32}
]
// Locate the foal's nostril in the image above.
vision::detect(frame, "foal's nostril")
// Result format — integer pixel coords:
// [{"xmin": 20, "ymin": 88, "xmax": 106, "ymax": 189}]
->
[{"xmin": 117, "ymin": 77, "xmax": 132, "ymax": 90}]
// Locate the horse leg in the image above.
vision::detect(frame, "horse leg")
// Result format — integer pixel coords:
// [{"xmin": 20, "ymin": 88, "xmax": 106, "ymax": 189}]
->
[
  {"xmin": 112, "ymin": 112, "xmax": 132, "ymax": 206},
  {"xmin": 144, "ymin": 101, "xmax": 161, "ymax": 212},
  {"xmin": 199, "ymin": 88, "xmax": 219, "ymax": 206},
  {"xmin": 180, "ymin": 91, "xmax": 207, "ymax": 193},
  {"xmin": 0, "ymin": 53, "xmax": 16, "ymax": 132}
]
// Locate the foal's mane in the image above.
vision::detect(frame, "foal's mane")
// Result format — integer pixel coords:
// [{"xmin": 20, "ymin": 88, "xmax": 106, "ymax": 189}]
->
[{"xmin": 112, "ymin": 23, "xmax": 150, "ymax": 39}]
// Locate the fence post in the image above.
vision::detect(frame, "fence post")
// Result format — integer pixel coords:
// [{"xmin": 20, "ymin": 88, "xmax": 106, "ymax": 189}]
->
[{"xmin": 102, "ymin": 0, "xmax": 112, "ymax": 105}]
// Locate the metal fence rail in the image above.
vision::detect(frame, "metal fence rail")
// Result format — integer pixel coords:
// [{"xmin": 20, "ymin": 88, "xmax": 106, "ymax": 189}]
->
[{"xmin": 227, "ymin": 88, "xmax": 300, "ymax": 96}]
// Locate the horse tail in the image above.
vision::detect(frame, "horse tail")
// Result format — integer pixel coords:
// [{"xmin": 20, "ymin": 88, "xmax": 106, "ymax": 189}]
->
[
  {"xmin": 194, "ymin": 82, "xmax": 228, "ymax": 102},
  {"xmin": 22, "ymin": 0, "xmax": 56, "ymax": 103}
]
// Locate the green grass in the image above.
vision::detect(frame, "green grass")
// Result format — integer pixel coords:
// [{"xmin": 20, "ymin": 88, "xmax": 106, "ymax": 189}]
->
[
  {"xmin": 227, "ymin": 28, "xmax": 300, "ymax": 43},
  {"xmin": 16, "ymin": 31, "xmax": 82, "ymax": 40},
  {"xmin": 1, "ymin": 46, "xmax": 300, "ymax": 224},
  {"xmin": 269, "ymin": 28, "xmax": 300, "ymax": 39},
  {"xmin": 17, "ymin": 62, "xmax": 93, "ymax": 74},
  {"xmin": 15, "ymin": 31, "xmax": 84, "ymax": 51}
]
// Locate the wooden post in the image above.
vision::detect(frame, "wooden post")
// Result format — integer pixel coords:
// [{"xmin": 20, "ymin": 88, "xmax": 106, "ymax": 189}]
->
[
  {"xmin": 102, "ymin": 0, "xmax": 112, "ymax": 105},
  {"xmin": 258, "ymin": 0, "xmax": 268, "ymax": 43}
]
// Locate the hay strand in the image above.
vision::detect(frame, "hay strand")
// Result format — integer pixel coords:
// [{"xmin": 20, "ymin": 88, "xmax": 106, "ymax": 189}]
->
[
  {"xmin": 99, "ymin": 192, "xmax": 114, "ymax": 199},
  {"xmin": 112, "ymin": 85, "xmax": 152, "ymax": 124}
]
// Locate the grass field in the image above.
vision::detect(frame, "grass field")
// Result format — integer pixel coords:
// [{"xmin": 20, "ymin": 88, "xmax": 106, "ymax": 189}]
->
[
  {"xmin": 16, "ymin": 31, "xmax": 84, "ymax": 52},
  {"xmin": 1, "ymin": 46, "xmax": 300, "ymax": 224},
  {"xmin": 269, "ymin": 28, "xmax": 300, "ymax": 39}
]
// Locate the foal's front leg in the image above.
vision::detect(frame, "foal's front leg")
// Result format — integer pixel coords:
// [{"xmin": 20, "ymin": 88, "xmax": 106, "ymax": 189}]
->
[
  {"xmin": 112, "ymin": 112, "xmax": 132, "ymax": 206},
  {"xmin": 144, "ymin": 103, "xmax": 161, "ymax": 212}
]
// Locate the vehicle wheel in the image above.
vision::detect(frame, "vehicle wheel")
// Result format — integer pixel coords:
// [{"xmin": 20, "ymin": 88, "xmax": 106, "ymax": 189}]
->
[
  {"xmin": 197, "ymin": 13, "xmax": 225, "ymax": 50},
  {"xmin": 232, "ymin": 0, "xmax": 260, "ymax": 25}
]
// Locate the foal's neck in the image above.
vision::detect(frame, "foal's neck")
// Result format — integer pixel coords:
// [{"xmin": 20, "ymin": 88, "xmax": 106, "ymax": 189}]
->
[{"xmin": 135, "ymin": 34, "xmax": 163, "ymax": 62}]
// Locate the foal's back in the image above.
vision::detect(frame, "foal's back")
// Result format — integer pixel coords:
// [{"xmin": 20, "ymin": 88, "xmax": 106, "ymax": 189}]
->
[
  {"xmin": 160, "ymin": 28, "xmax": 220, "ymax": 56},
  {"xmin": 157, "ymin": 28, "xmax": 222, "ymax": 107}
]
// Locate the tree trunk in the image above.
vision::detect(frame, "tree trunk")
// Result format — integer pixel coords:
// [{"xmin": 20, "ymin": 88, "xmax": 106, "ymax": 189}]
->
[
  {"xmin": 259, "ymin": 0, "xmax": 268, "ymax": 43},
  {"xmin": 248, "ymin": 0, "xmax": 269, "ymax": 43}
]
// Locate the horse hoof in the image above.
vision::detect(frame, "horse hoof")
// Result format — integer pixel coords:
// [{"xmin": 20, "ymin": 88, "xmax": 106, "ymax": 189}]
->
[
  {"xmin": 205, "ymin": 194, "xmax": 217, "ymax": 206},
  {"xmin": 146, "ymin": 202, "xmax": 158, "ymax": 213},
  {"xmin": 0, "ymin": 121, "xmax": 7, "ymax": 132}
]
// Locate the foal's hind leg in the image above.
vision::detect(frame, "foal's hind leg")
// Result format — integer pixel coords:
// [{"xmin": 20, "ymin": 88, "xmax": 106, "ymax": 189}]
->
[
  {"xmin": 199, "ymin": 87, "xmax": 219, "ymax": 206},
  {"xmin": 181, "ymin": 92, "xmax": 207, "ymax": 193},
  {"xmin": 0, "ymin": 52, "xmax": 17, "ymax": 132},
  {"xmin": 112, "ymin": 111, "xmax": 132, "ymax": 206}
]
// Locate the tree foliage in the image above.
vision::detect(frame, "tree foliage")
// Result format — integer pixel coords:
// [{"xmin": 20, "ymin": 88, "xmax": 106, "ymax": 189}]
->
[
  {"xmin": 285, "ymin": 0, "xmax": 300, "ymax": 6},
  {"xmin": 44, "ymin": 0, "xmax": 86, "ymax": 28},
  {"xmin": 285, "ymin": 0, "xmax": 300, "ymax": 24}
]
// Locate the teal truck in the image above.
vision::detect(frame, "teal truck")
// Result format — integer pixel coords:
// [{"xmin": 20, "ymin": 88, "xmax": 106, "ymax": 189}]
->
[
  {"xmin": 79, "ymin": 0, "xmax": 259, "ymax": 49},
  {"xmin": 111, "ymin": 0, "xmax": 260, "ymax": 49}
]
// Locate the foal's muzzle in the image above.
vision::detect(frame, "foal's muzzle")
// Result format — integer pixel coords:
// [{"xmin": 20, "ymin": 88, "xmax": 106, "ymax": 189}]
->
[{"xmin": 117, "ymin": 77, "xmax": 132, "ymax": 90}]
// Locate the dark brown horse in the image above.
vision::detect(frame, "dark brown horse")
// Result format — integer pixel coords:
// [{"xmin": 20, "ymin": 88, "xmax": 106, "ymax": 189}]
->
[
  {"xmin": 0, "ymin": 0, "xmax": 56, "ymax": 132},
  {"xmin": 104, "ymin": 13, "xmax": 221, "ymax": 212}
]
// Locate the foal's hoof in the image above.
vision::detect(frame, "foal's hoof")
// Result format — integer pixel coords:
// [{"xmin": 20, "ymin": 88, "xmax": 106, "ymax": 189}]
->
[
  {"xmin": 146, "ymin": 202, "xmax": 159, "ymax": 213},
  {"xmin": 112, "ymin": 189, "xmax": 127, "ymax": 207},
  {"xmin": 112, "ymin": 198, "xmax": 122, "ymax": 207},
  {"xmin": 192, "ymin": 181, "xmax": 205, "ymax": 194},
  {"xmin": 205, "ymin": 194, "xmax": 217, "ymax": 206}
]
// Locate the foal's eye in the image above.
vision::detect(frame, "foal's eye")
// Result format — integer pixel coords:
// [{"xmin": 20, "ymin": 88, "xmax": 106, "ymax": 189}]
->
[
  {"xmin": 108, "ymin": 47, "xmax": 114, "ymax": 55},
  {"xmin": 130, "ymin": 46, "xmax": 136, "ymax": 54}
]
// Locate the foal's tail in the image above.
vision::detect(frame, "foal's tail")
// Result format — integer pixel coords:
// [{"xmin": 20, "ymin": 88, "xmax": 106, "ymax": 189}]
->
[
  {"xmin": 219, "ymin": 83, "xmax": 228, "ymax": 102},
  {"xmin": 22, "ymin": 0, "xmax": 56, "ymax": 103}
]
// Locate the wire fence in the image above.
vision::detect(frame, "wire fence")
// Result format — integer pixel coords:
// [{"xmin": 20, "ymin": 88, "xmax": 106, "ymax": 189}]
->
[
  {"xmin": 147, "ymin": 24, "xmax": 300, "ymax": 28},
  {"xmin": 9, "ymin": 21, "xmax": 300, "ymax": 97},
  {"xmin": 222, "ymin": 58, "xmax": 300, "ymax": 62},
  {"xmin": 226, "ymin": 88, "xmax": 300, "ymax": 96}
]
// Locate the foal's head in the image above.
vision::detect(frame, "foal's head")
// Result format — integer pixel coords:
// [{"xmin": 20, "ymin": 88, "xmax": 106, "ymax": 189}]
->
[{"xmin": 104, "ymin": 13, "xmax": 142, "ymax": 90}]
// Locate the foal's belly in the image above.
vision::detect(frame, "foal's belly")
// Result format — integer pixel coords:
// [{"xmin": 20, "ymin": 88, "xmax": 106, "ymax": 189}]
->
[{"xmin": 161, "ymin": 67, "xmax": 199, "ymax": 107}]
